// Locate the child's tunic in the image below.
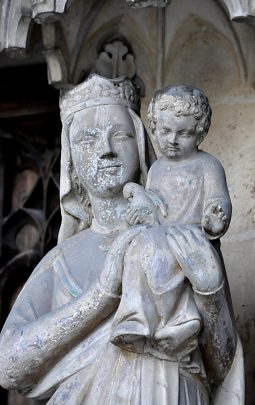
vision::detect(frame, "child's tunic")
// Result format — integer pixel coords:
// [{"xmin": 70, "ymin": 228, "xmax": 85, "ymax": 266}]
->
[{"xmin": 146, "ymin": 150, "xmax": 232, "ymax": 229}]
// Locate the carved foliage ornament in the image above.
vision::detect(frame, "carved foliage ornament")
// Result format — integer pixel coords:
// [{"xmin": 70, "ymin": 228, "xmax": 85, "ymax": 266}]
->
[{"xmin": 95, "ymin": 41, "xmax": 136, "ymax": 80}]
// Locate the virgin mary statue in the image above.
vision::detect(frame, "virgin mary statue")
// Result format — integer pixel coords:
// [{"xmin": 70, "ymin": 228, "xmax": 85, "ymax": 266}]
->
[{"xmin": 0, "ymin": 74, "xmax": 244, "ymax": 405}]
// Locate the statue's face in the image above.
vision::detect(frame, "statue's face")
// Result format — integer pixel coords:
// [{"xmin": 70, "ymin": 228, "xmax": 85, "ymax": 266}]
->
[
  {"xmin": 69, "ymin": 105, "xmax": 140, "ymax": 197},
  {"xmin": 155, "ymin": 110, "xmax": 199, "ymax": 160}
]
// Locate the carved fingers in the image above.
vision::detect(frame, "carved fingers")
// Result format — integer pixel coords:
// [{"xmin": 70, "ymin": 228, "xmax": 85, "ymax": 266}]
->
[
  {"xmin": 100, "ymin": 227, "xmax": 145, "ymax": 295},
  {"xmin": 202, "ymin": 203, "xmax": 228, "ymax": 236},
  {"xmin": 123, "ymin": 182, "xmax": 159, "ymax": 226},
  {"xmin": 126, "ymin": 206, "xmax": 145, "ymax": 225}
]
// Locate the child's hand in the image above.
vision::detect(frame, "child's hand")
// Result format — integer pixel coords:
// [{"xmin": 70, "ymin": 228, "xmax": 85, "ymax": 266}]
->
[
  {"xmin": 202, "ymin": 204, "xmax": 228, "ymax": 236},
  {"xmin": 123, "ymin": 183, "xmax": 159, "ymax": 226}
]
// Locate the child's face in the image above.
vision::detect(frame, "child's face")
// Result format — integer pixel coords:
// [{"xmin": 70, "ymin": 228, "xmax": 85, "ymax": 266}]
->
[{"xmin": 155, "ymin": 109, "xmax": 199, "ymax": 161}]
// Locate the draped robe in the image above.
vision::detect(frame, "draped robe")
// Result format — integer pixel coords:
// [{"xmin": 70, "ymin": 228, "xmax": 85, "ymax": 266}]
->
[{"xmin": 0, "ymin": 226, "xmax": 244, "ymax": 405}]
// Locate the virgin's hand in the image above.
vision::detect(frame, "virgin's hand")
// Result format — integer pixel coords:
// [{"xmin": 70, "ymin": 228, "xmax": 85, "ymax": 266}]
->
[
  {"xmin": 167, "ymin": 225, "xmax": 223, "ymax": 293},
  {"xmin": 99, "ymin": 227, "xmax": 145, "ymax": 295},
  {"xmin": 123, "ymin": 182, "xmax": 159, "ymax": 226}
]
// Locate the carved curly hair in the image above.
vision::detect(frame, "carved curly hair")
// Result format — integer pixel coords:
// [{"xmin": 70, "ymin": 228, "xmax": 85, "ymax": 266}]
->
[{"xmin": 148, "ymin": 85, "xmax": 212, "ymax": 144}]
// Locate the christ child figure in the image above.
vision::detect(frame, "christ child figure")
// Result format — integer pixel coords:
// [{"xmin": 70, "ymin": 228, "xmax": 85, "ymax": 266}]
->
[
  {"xmin": 110, "ymin": 85, "xmax": 232, "ymax": 361},
  {"xmin": 125, "ymin": 84, "xmax": 232, "ymax": 237}
]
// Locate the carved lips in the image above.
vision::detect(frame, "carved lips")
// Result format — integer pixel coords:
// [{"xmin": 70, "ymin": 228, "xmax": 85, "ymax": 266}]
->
[{"xmin": 97, "ymin": 160, "xmax": 122, "ymax": 174}]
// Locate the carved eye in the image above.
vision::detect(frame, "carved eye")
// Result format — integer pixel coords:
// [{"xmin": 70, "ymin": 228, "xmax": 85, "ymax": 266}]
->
[
  {"xmin": 112, "ymin": 131, "xmax": 133, "ymax": 140},
  {"xmin": 179, "ymin": 130, "xmax": 195, "ymax": 137},
  {"xmin": 84, "ymin": 132, "xmax": 96, "ymax": 140},
  {"xmin": 80, "ymin": 130, "xmax": 99, "ymax": 144},
  {"xmin": 72, "ymin": 130, "xmax": 97, "ymax": 145},
  {"xmin": 161, "ymin": 128, "xmax": 172, "ymax": 135}
]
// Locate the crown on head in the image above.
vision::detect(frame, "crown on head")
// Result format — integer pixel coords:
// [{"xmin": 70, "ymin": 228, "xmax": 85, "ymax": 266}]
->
[{"xmin": 60, "ymin": 74, "xmax": 140, "ymax": 122}]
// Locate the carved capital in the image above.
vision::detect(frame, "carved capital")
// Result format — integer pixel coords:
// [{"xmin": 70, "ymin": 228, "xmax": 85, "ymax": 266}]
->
[
  {"xmin": 222, "ymin": 0, "xmax": 255, "ymax": 24},
  {"xmin": 0, "ymin": 0, "xmax": 69, "ymax": 53},
  {"xmin": 126, "ymin": 0, "xmax": 169, "ymax": 7},
  {"xmin": 31, "ymin": 0, "xmax": 68, "ymax": 23},
  {"xmin": 0, "ymin": 0, "xmax": 32, "ymax": 53}
]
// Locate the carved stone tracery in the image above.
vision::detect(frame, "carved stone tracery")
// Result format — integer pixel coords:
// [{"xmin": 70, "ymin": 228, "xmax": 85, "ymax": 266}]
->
[
  {"xmin": 0, "ymin": 131, "xmax": 61, "ymax": 330},
  {"xmin": 1, "ymin": 0, "xmax": 255, "ymax": 91},
  {"xmin": 0, "ymin": 132, "xmax": 61, "ymax": 405}
]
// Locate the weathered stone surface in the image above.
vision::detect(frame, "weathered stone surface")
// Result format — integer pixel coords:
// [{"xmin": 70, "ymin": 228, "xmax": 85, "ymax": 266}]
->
[
  {"xmin": 1, "ymin": 0, "xmax": 255, "ymax": 403},
  {"xmin": 0, "ymin": 74, "xmax": 244, "ymax": 404}
]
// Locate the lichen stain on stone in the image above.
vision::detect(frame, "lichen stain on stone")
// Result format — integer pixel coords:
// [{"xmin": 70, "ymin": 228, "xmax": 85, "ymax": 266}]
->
[{"xmin": 250, "ymin": 181, "xmax": 255, "ymax": 199}]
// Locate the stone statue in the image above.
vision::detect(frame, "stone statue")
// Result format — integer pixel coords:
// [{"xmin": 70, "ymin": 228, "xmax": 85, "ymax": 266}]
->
[
  {"xmin": 110, "ymin": 85, "xmax": 232, "ymax": 352},
  {"xmin": 0, "ymin": 75, "xmax": 244, "ymax": 404},
  {"xmin": 124, "ymin": 85, "xmax": 231, "ymax": 236}
]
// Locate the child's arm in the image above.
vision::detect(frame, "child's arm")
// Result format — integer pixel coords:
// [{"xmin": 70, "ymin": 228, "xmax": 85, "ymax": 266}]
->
[{"xmin": 202, "ymin": 156, "xmax": 232, "ymax": 239}]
